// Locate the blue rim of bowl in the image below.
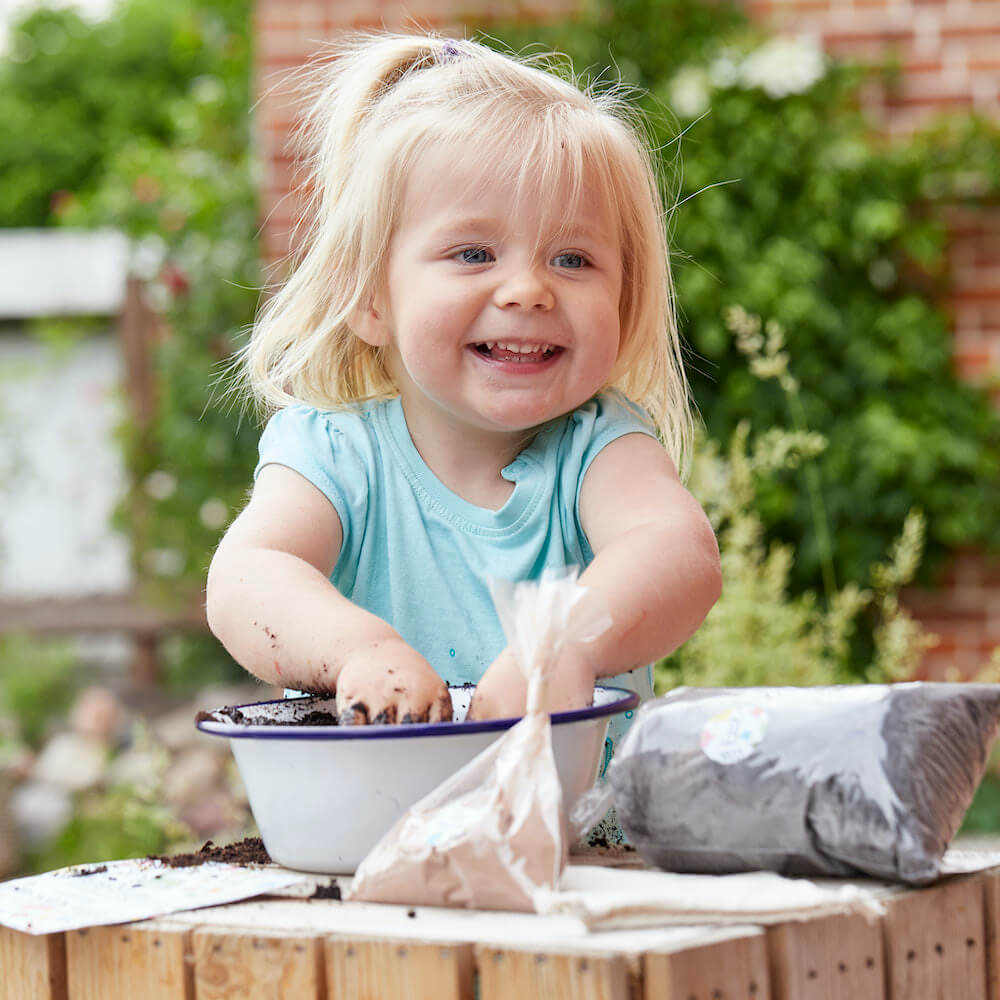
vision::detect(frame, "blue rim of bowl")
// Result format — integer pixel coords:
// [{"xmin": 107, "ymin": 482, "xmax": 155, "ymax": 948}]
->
[{"xmin": 195, "ymin": 684, "xmax": 640, "ymax": 740}]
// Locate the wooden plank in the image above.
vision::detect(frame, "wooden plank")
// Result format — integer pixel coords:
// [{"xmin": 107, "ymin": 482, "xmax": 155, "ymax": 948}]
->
[
  {"xmin": 767, "ymin": 910, "xmax": 884, "ymax": 1000},
  {"xmin": 477, "ymin": 945, "xmax": 629, "ymax": 1000},
  {"xmin": 326, "ymin": 937, "xmax": 474, "ymax": 1000},
  {"xmin": 645, "ymin": 927, "xmax": 770, "ymax": 999},
  {"xmin": 64, "ymin": 924, "xmax": 191, "ymax": 1000},
  {"xmin": 192, "ymin": 928, "xmax": 324, "ymax": 1000},
  {"xmin": 0, "ymin": 593, "xmax": 207, "ymax": 637},
  {"xmin": 0, "ymin": 926, "xmax": 67, "ymax": 1000},
  {"xmin": 983, "ymin": 869, "xmax": 1000, "ymax": 1000},
  {"xmin": 882, "ymin": 874, "xmax": 987, "ymax": 1000}
]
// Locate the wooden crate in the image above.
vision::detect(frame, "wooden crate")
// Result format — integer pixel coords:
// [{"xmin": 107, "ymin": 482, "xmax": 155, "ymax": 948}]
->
[{"xmin": 3, "ymin": 868, "xmax": 999, "ymax": 1000}]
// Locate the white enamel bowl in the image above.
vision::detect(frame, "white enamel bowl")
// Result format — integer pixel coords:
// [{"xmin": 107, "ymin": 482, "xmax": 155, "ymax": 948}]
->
[{"xmin": 196, "ymin": 684, "xmax": 638, "ymax": 873}]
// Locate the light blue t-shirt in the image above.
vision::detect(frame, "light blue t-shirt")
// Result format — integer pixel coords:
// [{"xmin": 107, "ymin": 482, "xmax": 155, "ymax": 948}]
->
[{"xmin": 255, "ymin": 389, "xmax": 656, "ymax": 739}]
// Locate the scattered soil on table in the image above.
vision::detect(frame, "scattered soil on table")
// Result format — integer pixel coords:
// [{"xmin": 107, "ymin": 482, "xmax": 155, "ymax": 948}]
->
[
  {"xmin": 70, "ymin": 864, "xmax": 108, "ymax": 876},
  {"xmin": 195, "ymin": 705, "xmax": 339, "ymax": 727},
  {"xmin": 150, "ymin": 837, "xmax": 273, "ymax": 868},
  {"xmin": 310, "ymin": 880, "xmax": 342, "ymax": 900}
]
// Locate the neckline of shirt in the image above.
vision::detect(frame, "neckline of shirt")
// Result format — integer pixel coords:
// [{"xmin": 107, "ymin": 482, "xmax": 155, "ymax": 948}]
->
[{"xmin": 377, "ymin": 398, "xmax": 554, "ymax": 535}]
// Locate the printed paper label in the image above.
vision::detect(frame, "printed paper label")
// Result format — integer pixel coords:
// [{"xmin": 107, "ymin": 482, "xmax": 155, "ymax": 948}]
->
[{"xmin": 700, "ymin": 706, "xmax": 767, "ymax": 764}]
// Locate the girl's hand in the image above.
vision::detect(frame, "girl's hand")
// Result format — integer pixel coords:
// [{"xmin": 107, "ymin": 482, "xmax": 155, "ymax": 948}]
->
[
  {"xmin": 335, "ymin": 637, "xmax": 453, "ymax": 725},
  {"xmin": 466, "ymin": 645, "xmax": 596, "ymax": 721}
]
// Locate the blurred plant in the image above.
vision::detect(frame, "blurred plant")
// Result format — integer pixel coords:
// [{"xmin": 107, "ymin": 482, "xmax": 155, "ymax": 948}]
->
[
  {"xmin": 657, "ymin": 307, "xmax": 936, "ymax": 691},
  {"xmin": 26, "ymin": 780, "xmax": 190, "ymax": 873},
  {"xmin": 0, "ymin": 633, "xmax": 78, "ymax": 747},
  {"xmin": 0, "ymin": 0, "xmax": 258, "ymax": 685}
]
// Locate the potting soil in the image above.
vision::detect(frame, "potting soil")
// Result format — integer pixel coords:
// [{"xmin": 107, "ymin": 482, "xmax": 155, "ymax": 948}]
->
[{"xmin": 604, "ymin": 683, "xmax": 1000, "ymax": 884}]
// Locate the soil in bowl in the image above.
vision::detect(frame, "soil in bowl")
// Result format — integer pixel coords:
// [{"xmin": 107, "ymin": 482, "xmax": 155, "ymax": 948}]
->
[{"xmin": 195, "ymin": 705, "xmax": 340, "ymax": 727}]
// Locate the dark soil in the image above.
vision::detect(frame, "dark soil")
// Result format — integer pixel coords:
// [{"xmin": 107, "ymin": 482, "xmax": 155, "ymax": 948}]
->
[
  {"xmin": 149, "ymin": 837, "xmax": 273, "ymax": 868},
  {"xmin": 70, "ymin": 864, "xmax": 108, "ymax": 876},
  {"xmin": 310, "ymin": 880, "xmax": 342, "ymax": 900},
  {"xmin": 195, "ymin": 705, "xmax": 339, "ymax": 727}
]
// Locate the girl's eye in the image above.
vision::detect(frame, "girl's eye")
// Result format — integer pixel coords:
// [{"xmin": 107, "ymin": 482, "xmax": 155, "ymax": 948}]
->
[
  {"xmin": 552, "ymin": 252, "xmax": 587, "ymax": 269},
  {"xmin": 457, "ymin": 247, "xmax": 493, "ymax": 265}
]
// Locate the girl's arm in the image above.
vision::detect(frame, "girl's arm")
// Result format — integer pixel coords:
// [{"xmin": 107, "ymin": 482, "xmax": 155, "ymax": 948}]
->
[
  {"xmin": 206, "ymin": 463, "xmax": 451, "ymax": 723},
  {"xmin": 467, "ymin": 432, "xmax": 721, "ymax": 719}
]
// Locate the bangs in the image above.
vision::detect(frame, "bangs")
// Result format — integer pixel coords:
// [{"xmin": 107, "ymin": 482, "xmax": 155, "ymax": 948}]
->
[{"xmin": 383, "ymin": 98, "xmax": 636, "ymax": 259}]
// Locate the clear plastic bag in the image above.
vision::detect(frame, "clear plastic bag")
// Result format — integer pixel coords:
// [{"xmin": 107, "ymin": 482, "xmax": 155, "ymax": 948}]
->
[
  {"xmin": 572, "ymin": 683, "xmax": 1000, "ymax": 885},
  {"xmin": 349, "ymin": 569, "xmax": 611, "ymax": 910}
]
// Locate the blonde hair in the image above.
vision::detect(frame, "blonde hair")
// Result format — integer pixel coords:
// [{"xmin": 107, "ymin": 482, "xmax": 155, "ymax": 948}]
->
[{"xmin": 244, "ymin": 31, "xmax": 693, "ymax": 471}]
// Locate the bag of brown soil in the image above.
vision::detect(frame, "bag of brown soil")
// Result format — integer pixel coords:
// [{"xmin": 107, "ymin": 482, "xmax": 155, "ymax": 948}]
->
[
  {"xmin": 572, "ymin": 683, "xmax": 1000, "ymax": 885},
  {"xmin": 348, "ymin": 570, "xmax": 611, "ymax": 911}
]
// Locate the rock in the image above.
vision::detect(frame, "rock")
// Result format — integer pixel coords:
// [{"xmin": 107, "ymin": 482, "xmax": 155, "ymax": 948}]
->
[
  {"xmin": 69, "ymin": 687, "xmax": 125, "ymax": 745},
  {"xmin": 180, "ymin": 790, "xmax": 245, "ymax": 837},
  {"xmin": 106, "ymin": 745, "xmax": 165, "ymax": 791},
  {"xmin": 153, "ymin": 683, "xmax": 265, "ymax": 752},
  {"xmin": 10, "ymin": 781, "xmax": 72, "ymax": 845},
  {"xmin": 33, "ymin": 732, "xmax": 106, "ymax": 791},
  {"xmin": 163, "ymin": 748, "xmax": 224, "ymax": 810}
]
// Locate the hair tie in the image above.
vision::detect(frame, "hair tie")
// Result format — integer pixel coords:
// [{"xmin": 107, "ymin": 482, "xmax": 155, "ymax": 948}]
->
[{"xmin": 440, "ymin": 40, "xmax": 468, "ymax": 64}]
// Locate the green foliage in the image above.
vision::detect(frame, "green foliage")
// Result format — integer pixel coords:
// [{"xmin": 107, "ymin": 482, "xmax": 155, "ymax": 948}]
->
[
  {"xmin": 490, "ymin": 0, "xmax": 1000, "ymax": 595},
  {"xmin": 0, "ymin": 0, "xmax": 261, "ymax": 612},
  {"xmin": 960, "ymin": 774, "xmax": 1000, "ymax": 836},
  {"xmin": 0, "ymin": 0, "xmax": 251, "ymax": 227},
  {"xmin": 26, "ymin": 782, "xmax": 189, "ymax": 872},
  {"xmin": 657, "ymin": 425, "xmax": 933, "ymax": 691},
  {"xmin": 0, "ymin": 633, "xmax": 78, "ymax": 747}
]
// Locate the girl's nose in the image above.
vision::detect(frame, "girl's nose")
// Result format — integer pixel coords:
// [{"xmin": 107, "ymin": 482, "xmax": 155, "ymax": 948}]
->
[{"xmin": 493, "ymin": 263, "xmax": 555, "ymax": 312}]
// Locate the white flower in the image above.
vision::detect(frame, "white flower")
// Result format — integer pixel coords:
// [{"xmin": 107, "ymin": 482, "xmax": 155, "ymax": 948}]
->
[
  {"xmin": 145, "ymin": 548, "xmax": 185, "ymax": 577},
  {"xmin": 670, "ymin": 66, "xmax": 711, "ymax": 118},
  {"xmin": 739, "ymin": 36, "xmax": 825, "ymax": 98},
  {"xmin": 131, "ymin": 234, "xmax": 167, "ymax": 281},
  {"xmin": 868, "ymin": 258, "xmax": 897, "ymax": 290},
  {"xmin": 190, "ymin": 74, "xmax": 224, "ymax": 105},
  {"xmin": 709, "ymin": 49, "xmax": 742, "ymax": 88},
  {"xmin": 199, "ymin": 499, "xmax": 229, "ymax": 530},
  {"xmin": 144, "ymin": 470, "xmax": 177, "ymax": 501}
]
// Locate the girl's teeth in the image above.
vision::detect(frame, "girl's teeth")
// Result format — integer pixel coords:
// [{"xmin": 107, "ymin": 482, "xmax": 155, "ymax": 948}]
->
[{"xmin": 475, "ymin": 342, "xmax": 556, "ymax": 355}]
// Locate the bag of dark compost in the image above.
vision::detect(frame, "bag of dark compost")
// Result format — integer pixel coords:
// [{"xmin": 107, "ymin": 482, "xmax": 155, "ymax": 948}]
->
[{"xmin": 572, "ymin": 683, "xmax": 1000, "ymax": 884}]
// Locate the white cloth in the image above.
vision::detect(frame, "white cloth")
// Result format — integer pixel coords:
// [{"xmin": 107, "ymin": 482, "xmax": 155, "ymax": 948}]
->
[{"xmin": 534, "ymin": 864, "xmax": 886, "ymax": 929}]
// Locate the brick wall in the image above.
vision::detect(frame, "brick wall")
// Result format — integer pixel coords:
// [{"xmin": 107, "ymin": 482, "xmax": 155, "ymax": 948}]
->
[
  {"xmin": 254, "ymin": 0, "xmax": 1000, "ymax": 677},
  {"xmin": 740, "ymin": 0, "xmax": 1000, "ymax": 676}
]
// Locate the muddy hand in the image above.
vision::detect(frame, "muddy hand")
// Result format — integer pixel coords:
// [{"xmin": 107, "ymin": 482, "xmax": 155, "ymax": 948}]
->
[{"xmin": 335, "ymin": 638, "xmax": 453, "ymax": 726}]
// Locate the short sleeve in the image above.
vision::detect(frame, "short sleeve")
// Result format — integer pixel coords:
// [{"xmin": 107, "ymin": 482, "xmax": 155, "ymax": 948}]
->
[
  {"xmin": 254, "ymin": 405, "xmax": 371, "ymax": 556},
  {"xmin": 555, "ymin": 390, "xmax": 661, "ymax": 562},
  {"xmin": 575, "ymin": 389, "xmax": 659, "ymax": 474}
]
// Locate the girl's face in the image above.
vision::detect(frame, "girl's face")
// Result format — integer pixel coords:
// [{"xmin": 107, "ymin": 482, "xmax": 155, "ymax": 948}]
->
[{"xmin": 358, "ymin": 143, "xmax": 624, "ymax": 454}]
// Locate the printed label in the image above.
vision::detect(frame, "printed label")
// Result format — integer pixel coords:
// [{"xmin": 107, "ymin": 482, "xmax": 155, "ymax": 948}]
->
[
  {"xmin": 422, "ymin": 802, "xmax": 483, "ymax": 849},
  {"xmin": 700, "ymin": 706, "xmax": 767, "ymax": 764}
]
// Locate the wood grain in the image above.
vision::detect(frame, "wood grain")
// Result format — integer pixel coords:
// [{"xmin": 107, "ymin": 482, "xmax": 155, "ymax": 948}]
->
[
  {"xmin": 882, "ymin": 874, "xmax": 987, "ymax": 1000},
  {"xmin": 768, "ymin": 910, "xmax": 884, "ymax": 1000},
  {"xmin": 0, "ymin": 926, "xmax": 66, "ymax": 1000},
  {"xmin": 477, "ymin": 946, "xmax": 629, "ymax": 1000},
  {"xmin": 192, "ymin": 929, "xmax": 323, "ymax": 1000},
  {"xmin": 326, "ymin": 937, "xmax": 474, "ymax": 1000},
  {"xmin": 645, "ymin": 927, "xmax": 771, "ymax": 1000},
  {"xmin": 65, "ymin": 924, "xmax": 190, "ymax": 1000}
]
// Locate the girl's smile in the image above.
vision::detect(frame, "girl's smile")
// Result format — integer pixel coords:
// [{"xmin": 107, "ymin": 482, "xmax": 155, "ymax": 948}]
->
[{"xmin": 355, "ymin": 142, "xmax": 624, "ymax": 483}]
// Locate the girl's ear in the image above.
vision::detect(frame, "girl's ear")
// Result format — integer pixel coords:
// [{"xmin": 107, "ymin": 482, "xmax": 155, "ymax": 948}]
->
[{"xmin": 351, "ymin": 298, "xmax": 392, "ymax": 347}]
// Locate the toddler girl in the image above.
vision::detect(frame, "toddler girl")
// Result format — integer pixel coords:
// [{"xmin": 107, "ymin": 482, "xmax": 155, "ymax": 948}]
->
[{"xmin": 207, "ymin": 32, "xmax": 721, "ymax": 748}]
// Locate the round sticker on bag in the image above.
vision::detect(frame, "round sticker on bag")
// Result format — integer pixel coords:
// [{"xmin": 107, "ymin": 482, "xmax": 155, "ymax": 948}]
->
[{"xmin": 700, "ymin": 706, "xmax": 767, "ymax": 764}]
